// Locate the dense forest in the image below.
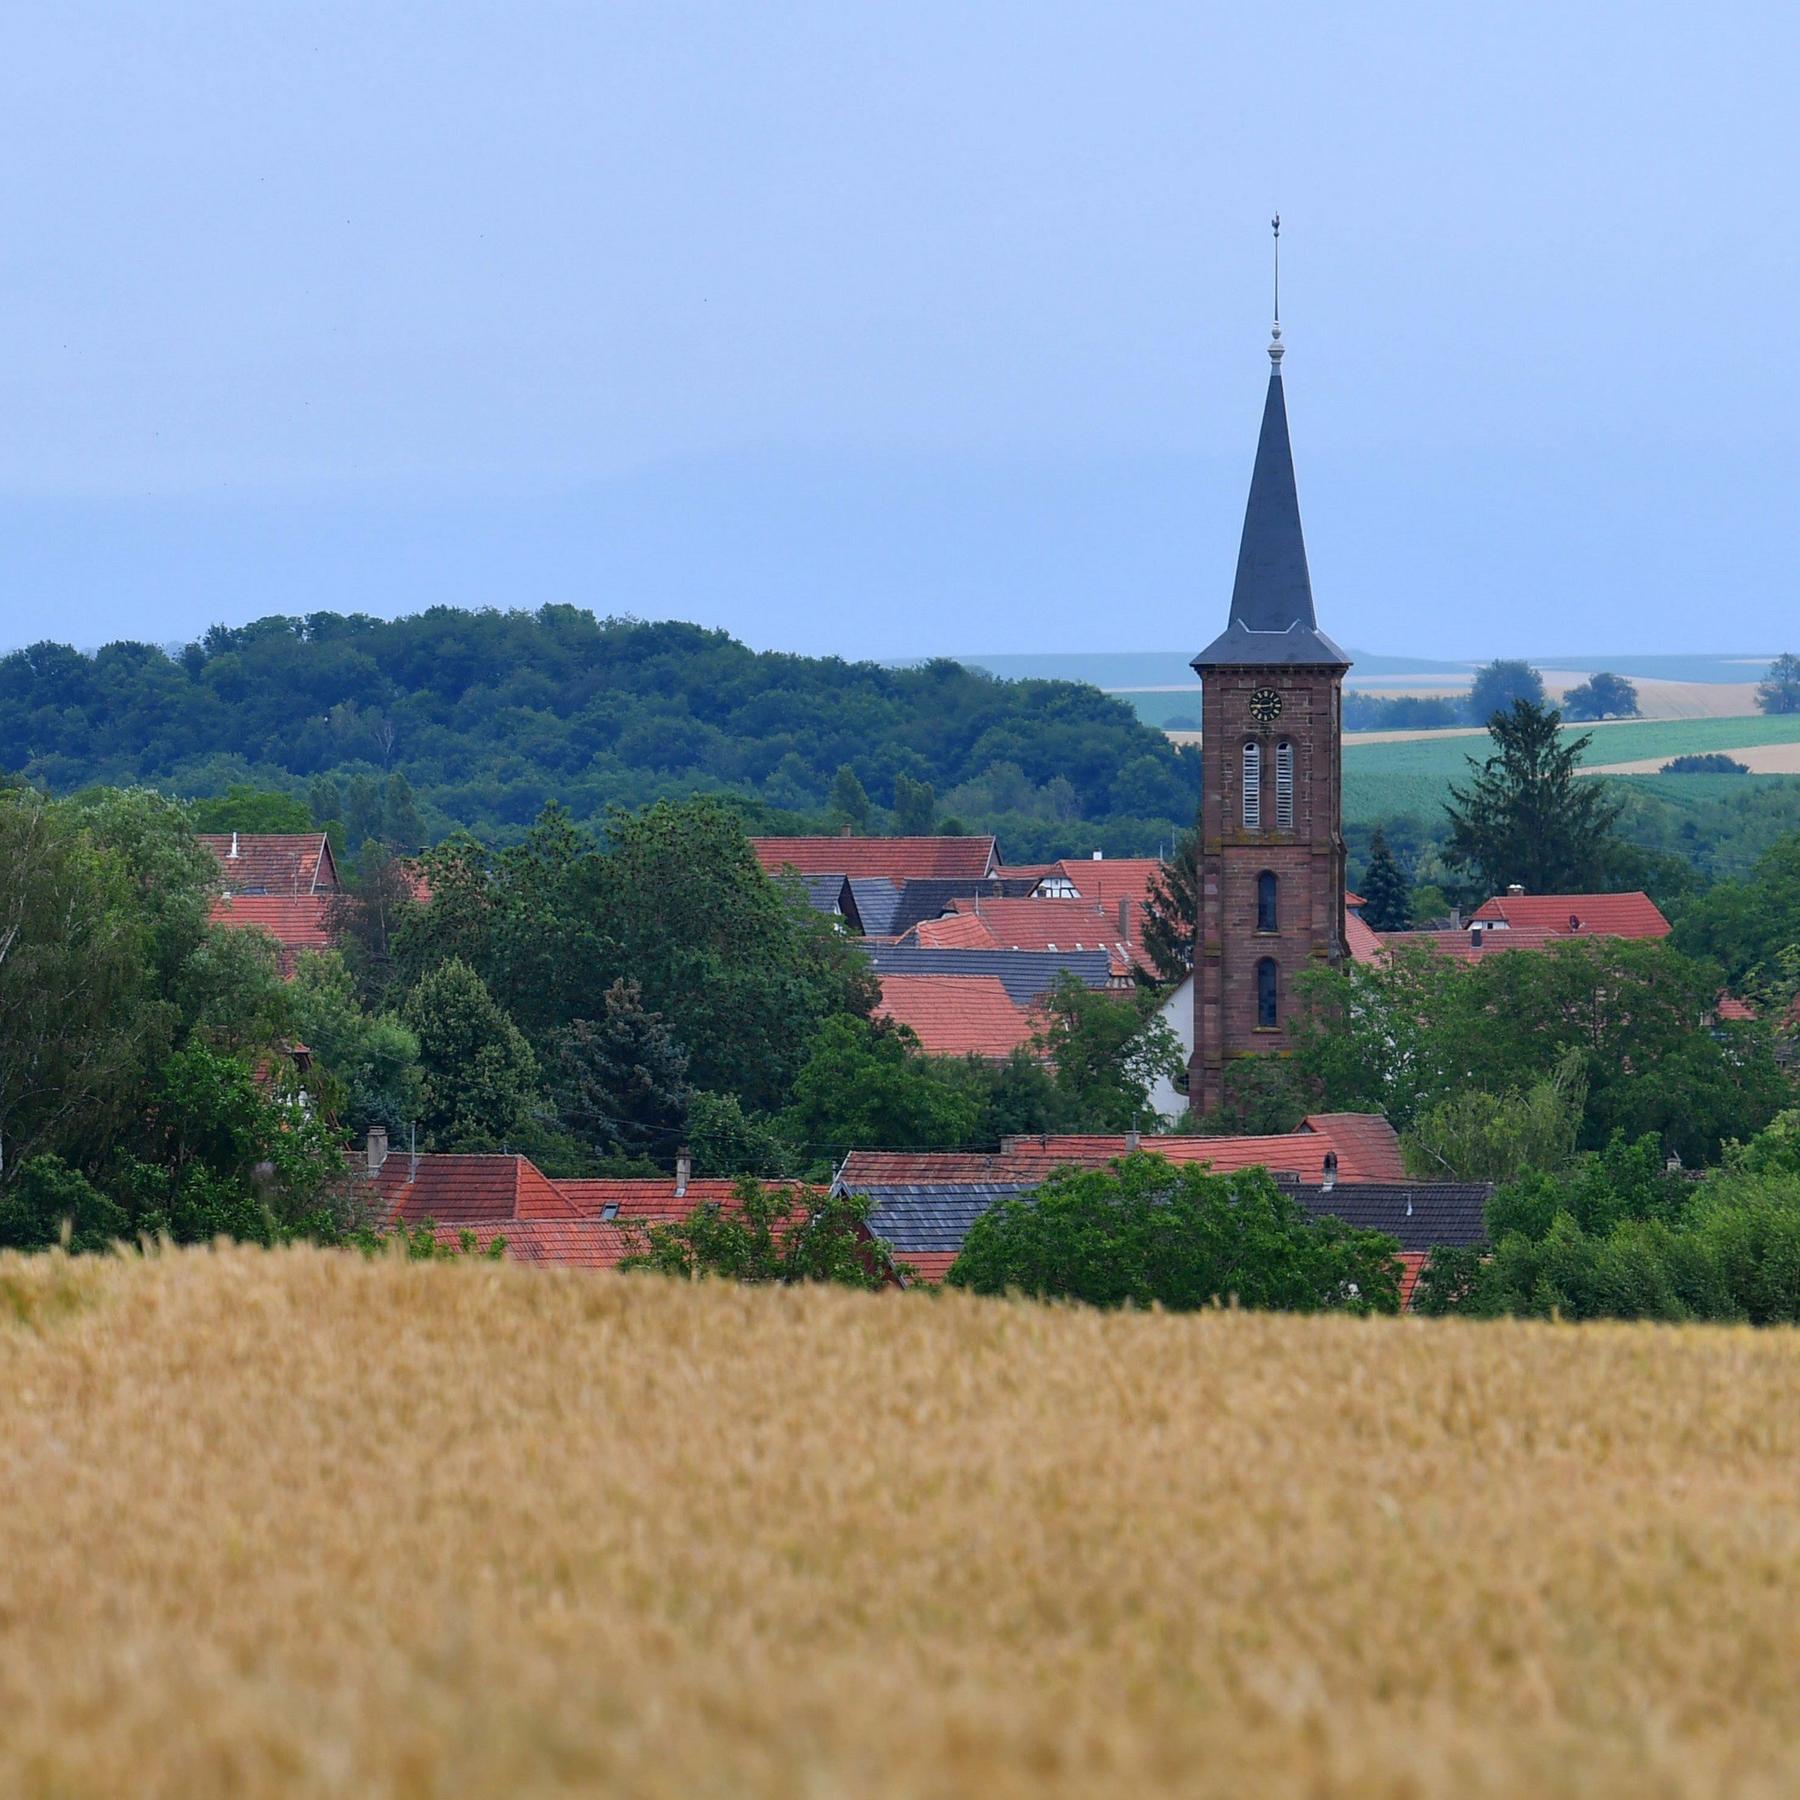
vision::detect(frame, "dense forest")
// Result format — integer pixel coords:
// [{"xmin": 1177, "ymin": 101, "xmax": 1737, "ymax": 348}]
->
[{"xmin": 0, "ymin": 608, "xmax": 1200, "ymax": 860}]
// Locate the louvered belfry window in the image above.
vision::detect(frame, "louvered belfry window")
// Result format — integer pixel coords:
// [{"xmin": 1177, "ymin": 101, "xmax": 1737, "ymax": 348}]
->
[
  {"xmin": 1241, "ymin": 741, "xmax": 1261, "ymax": 831},
  {"xmin": 1275, "ymin": 741, "xmax": 1295, "ymax": 831}
]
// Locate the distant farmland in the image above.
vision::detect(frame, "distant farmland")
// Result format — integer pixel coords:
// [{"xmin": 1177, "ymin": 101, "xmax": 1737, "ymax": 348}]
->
[
  {"xmin": 1341, "ymin": 715, "xmax": 1800, "ymax": 830},
  {"xmin": 8, "ymin": 1248, "xmax": 1800, "ymax": 1796}
]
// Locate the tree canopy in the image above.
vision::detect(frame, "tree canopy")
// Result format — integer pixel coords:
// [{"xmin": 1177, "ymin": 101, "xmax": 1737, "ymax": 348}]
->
[
  {"xmin": 948, "ymin": 1154, "xmax": 1402, "ymax": 1314},
  {"xmin": 0, "ymin": 609, "xmax": 1202, "ymax": 860}
]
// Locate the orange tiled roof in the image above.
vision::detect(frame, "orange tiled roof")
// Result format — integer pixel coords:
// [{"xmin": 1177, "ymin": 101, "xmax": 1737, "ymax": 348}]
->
[
  {"xmin": 876, "ymin": 974, "xmax": 1036, "ymax": 1060},
  {"xmin": 207, "ymin": 893, "xmax": 334, "ymax": 974},
  {"xmin": 366, "ymin": 1154, "xmax": 583, "ymax": 1226},
  {"xmin": 557, "ymin": 1178, "xmax": 826, "ymax": 1222},
  {"xmin": 751, "ymin": 836, "xmax": 998, "ymax": 882},
  {"xmin": 839, "ymin": 1115, "xmax": 1403, "ymax": 1189},
  {"xmin": 1715, "ymin": 994, "xmax": 1757, "ymax": 1022},
  {"xmin": 1343, "ymin": 909, "xmax": 1385, "ymax": 965},
  {"xmin": 1382, "ymin": 924, "xmax": 1581, "ymax": 962},
  {"xmin": 1469, "ymin": 891, "xmax": 1670, "ymax": 939},
  {"xmin": 429, "ymin": 1219, "xmax": 646, "ymax": 1269},
  {"xmin": 199, "ymin": 832, "xmax": 338, "ymax": 895},
  {"xmin": 1344, "ymin": 889, "xmax": 1366, "ymax": 909},
  {"xmin": 908, "ymin": 912, "xmax": 1000, "ymax": 949}
]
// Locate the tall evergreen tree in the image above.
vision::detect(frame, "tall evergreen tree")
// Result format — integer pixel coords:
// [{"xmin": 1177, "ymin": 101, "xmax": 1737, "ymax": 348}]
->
[
  {"xmin": 891, "ymin": 773, "xmax": 936, "ymax": 835},
  {"xmin": 381, "ymin": 772, "xmax": 427, "ymax": 852},
  {"xmin": 1444, "ymin": 700, "xmax": 1624, "ymax": 899},
  {"xmin": 400, "ymin": 957, "xmax": 539, "ymax": 1150},
  {"xmin": 1358, "ymin": 827, "xmax": 1413, "ymax": 931},
  {"xmin": 828, "ymin": 765, "xmax": 872, "ymax": 834},
  {"xmin": 1141, "ymin": 831, "xmax": 1197, "ymax": 983},
  {"xmin": 550, "ymin": 979, "xmax": 692, "ymax": 1165}
]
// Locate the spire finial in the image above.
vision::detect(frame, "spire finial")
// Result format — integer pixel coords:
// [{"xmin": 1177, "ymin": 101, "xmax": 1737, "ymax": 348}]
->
[{"xmin": 1269, "ymin": 214, "xmax": 1284, "ymax": 366}]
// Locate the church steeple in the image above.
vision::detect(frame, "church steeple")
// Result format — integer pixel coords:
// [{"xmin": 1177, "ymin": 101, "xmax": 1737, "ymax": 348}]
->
[{"xmin": 1192, "ymin": 222, "xmax": 1348, "ymax": 671}]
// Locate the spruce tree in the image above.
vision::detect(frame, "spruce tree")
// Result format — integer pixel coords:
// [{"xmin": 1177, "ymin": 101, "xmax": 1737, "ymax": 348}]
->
[
  {"xmin": 1359, "ymin": 828, "xmax": 1413, "ymax": 932},
  {"xmin": 1443, "ymin": 700, "xmax": 1624, "ymax": 899}
]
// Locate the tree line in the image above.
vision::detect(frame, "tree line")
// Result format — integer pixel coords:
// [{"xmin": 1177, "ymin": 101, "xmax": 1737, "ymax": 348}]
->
[{"xmin": 0, "ymin": 608, "xmax": 1200, "ymax": 861}]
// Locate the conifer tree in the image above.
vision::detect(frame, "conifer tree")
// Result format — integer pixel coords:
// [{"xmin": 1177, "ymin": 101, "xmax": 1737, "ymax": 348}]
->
[
  {"xmin": 1444, "ymin": 700, "xmax": 1624, "ymax": 899},
  {"xmin": 1359, "ymin": 827, "xmax": 1413, "ymax": 932}
]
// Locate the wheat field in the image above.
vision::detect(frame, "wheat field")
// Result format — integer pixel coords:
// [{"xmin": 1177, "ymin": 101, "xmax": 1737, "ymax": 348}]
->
[{"xmin": 5, "ymin": 1248, "xmax": 1800, "ymax": 1797}]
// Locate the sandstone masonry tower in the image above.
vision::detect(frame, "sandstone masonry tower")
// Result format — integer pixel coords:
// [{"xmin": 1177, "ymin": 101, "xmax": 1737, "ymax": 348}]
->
[{"xmin": 1188, "ymin": 245, "xmax": 1349, "ymax": 1115}]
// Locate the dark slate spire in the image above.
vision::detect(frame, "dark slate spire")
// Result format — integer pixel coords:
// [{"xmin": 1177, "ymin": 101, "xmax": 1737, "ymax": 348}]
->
[{"xmin": 1192, "ymin": 296, "xmax": 1349, "ymax": 671}]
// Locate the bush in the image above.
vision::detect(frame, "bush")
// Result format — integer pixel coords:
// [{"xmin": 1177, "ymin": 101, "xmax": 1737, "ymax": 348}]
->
[{"xmin": 1662, "ymin": 753, "xmax": 1749, "ymax": 775}]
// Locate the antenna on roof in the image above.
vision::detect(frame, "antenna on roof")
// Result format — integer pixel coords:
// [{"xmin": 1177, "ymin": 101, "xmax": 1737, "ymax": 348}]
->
[{"xmin": 1269, "ymin": 213, "xmax": 1285, "ymax": 367}]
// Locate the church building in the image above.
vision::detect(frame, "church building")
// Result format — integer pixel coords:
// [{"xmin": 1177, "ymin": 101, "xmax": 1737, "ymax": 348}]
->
[{"xmin": 1187, "ymin": 299, "xmax": 1350, "ymax": 1115}]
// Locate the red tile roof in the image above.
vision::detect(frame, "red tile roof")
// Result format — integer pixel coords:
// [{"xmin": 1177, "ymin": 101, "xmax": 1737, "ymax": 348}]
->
[
  {"xmin": 751, "ymin": 835, "xmax": 998, "ymax": 882},
  {"xmin": 1469, "ymin": 891, "xmax": 1670, "ymax": 939},
  {"xmin": 365, "ymin": 1154, "xmax": 583, "ymax": 1226},
  {"xmin": 1041, "ymin": 857, "xmax": 1165, "ymax": 919},
  {"xmin": 1344, "ymin": 909, "xmax": 1385, "ymax": 965},
  {"xmin": 838, "ymin": 1115, "xmax": 1404, "ymax": 1188},
  {"xmin": 1397, "ymin": 1251, "xmax": 1428, "ymax": 1310},
  {"xmin": 1382, "ymin": 924, "xmax": 1583, "ymax": 962},
  {"xmin": 1344, "ymin": 889, "xmax": 1366, "ymax": 909},
  {"xmin": 1297, "ymin": 1113, "xmax": 1409, "ymax": 1183},
  {"xmin": 199, "ymin": 832, "xmax": 338, "ymax": 895},
  {"xmin": 876, "ymin": 974, "xmax": 1036, "ymax": 1060},
  {"xmin": 908, "ymin": 911, "xmax": 1000, "ymax": 950},
  {"xmin": 429, "ymin": 1219, "xmax": 646, "ymax": 1269},
  {"xmin": 1715, "ymin": 994, "xmax": 1757, "ymax": 1022},
  {"xmin": 207, "ymin": 893, "xmax": 334, "ymax": 974},
  {"xmin": 557, "ymin": 1178, "xmax": 827, "ymax": 1222}
]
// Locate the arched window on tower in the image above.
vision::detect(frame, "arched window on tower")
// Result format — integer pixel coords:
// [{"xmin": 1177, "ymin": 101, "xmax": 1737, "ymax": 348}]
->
[
  {"xmin": 1256, "ymin": 957, "xmax": 1279, "ymax": 1029},
  {"xmin": 1241, "ymin": 741, "xmax": 1261, "ymax": 831},
  {"xmin": 1275, "ymin": 741, "xmax": 1295, "ymax": 831},
  {"xmin": 1257, "ymin": 871, "xmax": 1278, "ymax": 933}
]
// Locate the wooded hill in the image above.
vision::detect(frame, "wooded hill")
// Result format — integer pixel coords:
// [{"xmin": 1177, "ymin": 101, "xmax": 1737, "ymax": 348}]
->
[{"xmin": 0, "ymin": 608, "xmax": 1200, "ymax": 859}]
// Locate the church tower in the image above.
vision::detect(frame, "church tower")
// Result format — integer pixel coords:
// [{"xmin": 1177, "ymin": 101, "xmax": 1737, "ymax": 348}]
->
[{"xmin": 1188, "ymin": 242, "xmax": 1350, "ymax": 1116}]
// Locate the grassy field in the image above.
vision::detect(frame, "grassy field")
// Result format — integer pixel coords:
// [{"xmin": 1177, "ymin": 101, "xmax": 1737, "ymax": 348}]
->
[
  {"xmin": 7, "ymin": 1247, "xmax": 1800, "ymax": 1796},
  {"xmin": 1342, "ymin": 715, "xmax": 1800, "ymax": 829}
]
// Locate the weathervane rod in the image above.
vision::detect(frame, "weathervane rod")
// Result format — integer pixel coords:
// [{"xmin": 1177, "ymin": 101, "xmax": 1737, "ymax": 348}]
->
[{"xmin": 1271, "ymin": 213, "xmax": 1281, "ymax": 332}]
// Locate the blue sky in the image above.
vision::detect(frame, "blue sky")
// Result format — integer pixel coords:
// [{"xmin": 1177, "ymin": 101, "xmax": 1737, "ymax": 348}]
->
[{"xmin": 2, "ymin": 2, "xmax": 1794, "ymax": 662}]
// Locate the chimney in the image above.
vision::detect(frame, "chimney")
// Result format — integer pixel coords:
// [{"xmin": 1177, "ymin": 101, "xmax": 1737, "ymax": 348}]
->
[
  {"xmin": 1118, "ymin": 896, "xmax": 1131, "ymax": 941},
  {"xmin": 1125, "ymin": 1128, "xmax": 1140, "ymax": 1151},
  {"xmin": 675, "ymin": 1147, "xmax": 691, "ymax": 1198},
  {"xmin": 1091, "ymin": 849, "xmax": 1103, "ymax": 861},
  {"xmin": 228, "ymin": 830, "xmax": 240, "ymax": 859},
  {"xmin": 1321, "ymin": 1151, "xmax": 1337, "ymax": 1191},
  {"xmin": 365, "ymin": 1124, "xmax": 389, "ymax": 1175},
  {"xmin": 1506, "ymin": 883, "xmax": 1525, "ymax": 897}
]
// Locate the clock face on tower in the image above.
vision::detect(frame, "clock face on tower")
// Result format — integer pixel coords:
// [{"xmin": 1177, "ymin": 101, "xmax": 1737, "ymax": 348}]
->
[{"xmin": 1248, "ymin": 687, "xmax": 1283, "ymax": 723}]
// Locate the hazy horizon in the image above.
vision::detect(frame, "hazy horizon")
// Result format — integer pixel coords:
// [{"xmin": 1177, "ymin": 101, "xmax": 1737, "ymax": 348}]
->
[{"xmin": 4, "ymin": 4, "xmax": 1796, "ymax": 663}]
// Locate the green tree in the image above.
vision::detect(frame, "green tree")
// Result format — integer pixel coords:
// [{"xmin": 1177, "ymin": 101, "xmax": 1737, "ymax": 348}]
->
[
  {"xmin": 1358, "ymin": 827, "xmax": 1412, "ymax": 932},
  {"xmin": 381, "ymin": 772, "xmax": 427, "ymax": 852},
  {"xmin": 1444, "ymin": 699, "xmax": 1625, "ymax": 898},
  {"xmin": 400, "ymin": 957, "xmax": 539, "ymax": 1149},
  {"xmin": 891, "ymin": 773, "xmax": 937, "ymax": 835},
  {"xmin": 287, "ymin": 950, "xmax": 423, "ymax": 1135},
  {"xmin": 344, "ymin": 774, "xmax": 384, "ymax": 852},
  {"xmin": 783, "ymin": 1015, "xmax": 983, "ymax": 1167},
  {"xmin": 1141, "ymin": 832, "xmax": 1197, "ymax": 982},
  {"xmin": 0, "ymin": 1155, "xmax": 128, "ymax": 1253},
  {"xmin": 1401, "ymin": 1055, "xmax": 1585, "ymax": 1183},
  {"xmin": 549, "ymin": 979, "xmax": 693, "ymax": 1165},
  {"xmin": 624, "ymin": 1177, "xmax": 888, "ymax": 1289},
  {"xmin": 828, "ymin": 764, "xmax": 872, "ymax": 833},
  {"xmin": 1032, "ymin": 974, "xmax": 1184, "ymax": 1131},
  {"xmin": 189, "ymin": 785, "xmax": 314, "ymax": 832},
  {"xmin": 686, "ymin": 1090, "xmax": 794, "ymax": 1179},
  {"xmin": 1467, "ymin": 659, "xmax": 1546, "ymax": 724},
  {"xmin": 948, "ymin": 1154, "xmax": 1402, "ymax": 1314},
  {"xmin": 1756, "ymin": 652, "xmax": 1800, "ymax": 715},
  {"xmin": 1560, "ymin": 672, "xmax": 1640, "ymax": 721}
]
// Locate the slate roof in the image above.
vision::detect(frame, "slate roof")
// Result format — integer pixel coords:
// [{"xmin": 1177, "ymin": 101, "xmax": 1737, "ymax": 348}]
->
[
  {"xmin": 846, "ymin": 878, "xmax": 905, "ymax": 937},
  {"xmin": 1192, "ymin": 346, "xmax": 1349, "ymax": 670},
  {"xmin": 364, "ymin": 1154, "xmax": 582, "ymax": 1226},
  {"xmin": 863, "ymin": 1183, "xmax": 1032, "ymax": 1253},
  {"xmin": 1469, "ymin": 891, "xmax": 1670, "ymax": 939},
  {"xmin": 875, "ymin": 974, "xmax": 1036, "ymax": 1060},
  {"xmin": 207, "ymin": 893, "xmax": 334, "ymax": 974},
  {"xmin": 888, "ymin": 878, "xmax": 1009, "ymax": 936},
  {"xmin": 751, "ymin": 835, "xmax": 998, "ymax": 882},
  {"xmin": 863, "ymin": 946, "xmax": 1115, "ymax": 1005},
  {"xmin": 1287, "ymin": 1182, "xmax": 1492, "ymax": 1252},
  {"xmin": 199, "ymin": 832, "xmax": 338, "ymax": 895}
]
